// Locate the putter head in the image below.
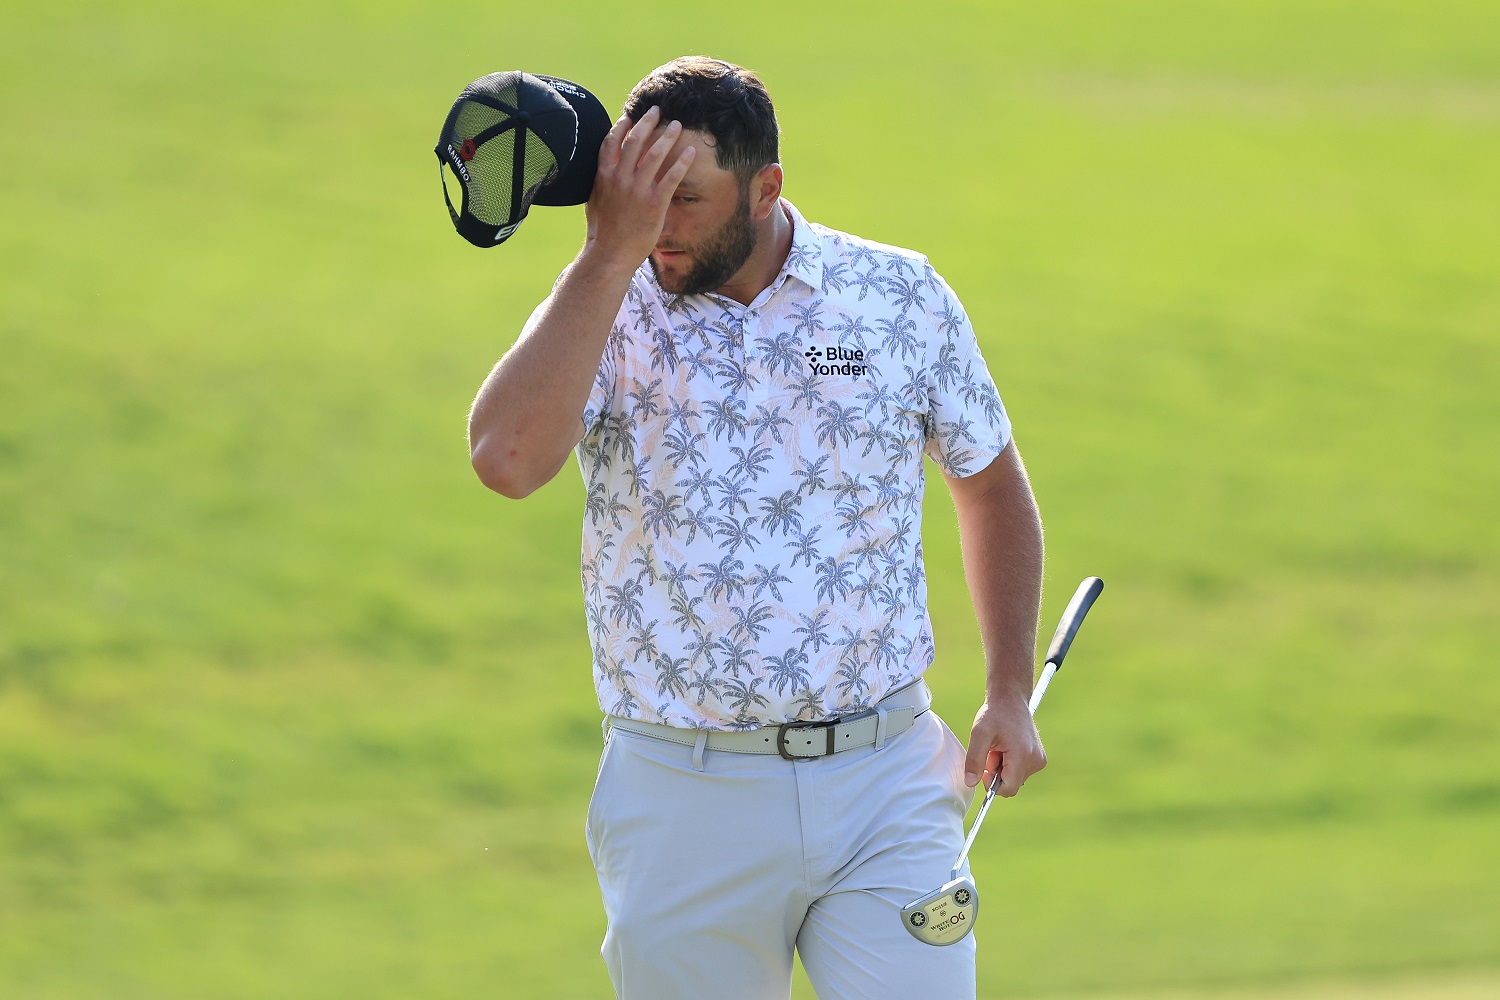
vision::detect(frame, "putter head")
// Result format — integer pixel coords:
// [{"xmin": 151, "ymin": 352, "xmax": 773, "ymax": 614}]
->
[{"xmin": 900, "ymin": 875, "xmax": 978, "ymax": 946}]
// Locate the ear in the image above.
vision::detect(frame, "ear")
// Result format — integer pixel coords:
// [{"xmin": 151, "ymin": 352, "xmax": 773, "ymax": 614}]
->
[{"xmin": 749, "ymin": 163, "xmax": 783, "ymax": 220}]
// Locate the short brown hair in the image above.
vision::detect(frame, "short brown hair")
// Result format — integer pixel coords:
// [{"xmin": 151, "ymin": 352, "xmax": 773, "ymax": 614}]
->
[{"xmin": 623, "ymin": 57, "xmax": 780, "ymax": 183}]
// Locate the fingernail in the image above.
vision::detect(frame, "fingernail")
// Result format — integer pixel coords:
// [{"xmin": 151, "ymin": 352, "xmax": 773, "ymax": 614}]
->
[{"xmin": 964, "ymin": 772, "xmax": 978, "ymax": 787}]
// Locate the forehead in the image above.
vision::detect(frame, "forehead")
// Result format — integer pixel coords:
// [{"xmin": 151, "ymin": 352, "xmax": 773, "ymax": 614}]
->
[{"xmin": 657, "ymin": 127, "xmax": 738, "ymax": 192}]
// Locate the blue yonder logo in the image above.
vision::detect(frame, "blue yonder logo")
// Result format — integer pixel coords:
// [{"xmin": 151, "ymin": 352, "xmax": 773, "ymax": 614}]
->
[{"xmin": 805, "ymin": 344, "xmax": 870, "ymax": 377}]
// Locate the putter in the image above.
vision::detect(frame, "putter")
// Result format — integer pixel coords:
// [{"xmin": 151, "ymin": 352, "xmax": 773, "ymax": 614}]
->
[{"xmin": 901, "ymin": 576, "xmax": 1104, "ymax": 946}]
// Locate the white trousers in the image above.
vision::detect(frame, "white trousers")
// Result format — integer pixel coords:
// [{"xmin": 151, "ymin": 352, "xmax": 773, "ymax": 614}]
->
[{"xmin": 586, "ymin": 707, "xmax": 978, "ymax": 999}]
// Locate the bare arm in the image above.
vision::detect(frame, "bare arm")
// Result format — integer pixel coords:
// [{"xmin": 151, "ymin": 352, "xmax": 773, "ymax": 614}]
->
[
  {"xmin": 944, "ymin": 440, "xmax": 1047, "ymax": 796},
  {"xmin": 468, "ymin": 107, "xmax": 695, "ymax": 498},
  {"xmin": 467, "ymin": 249, "xmax": 636, "ymax": 497}
]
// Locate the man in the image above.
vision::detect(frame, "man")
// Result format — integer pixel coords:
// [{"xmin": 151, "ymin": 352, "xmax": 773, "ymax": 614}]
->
[{"xmin": 468, "ymin": 57, "xmax": 1045, "ymax": 999}]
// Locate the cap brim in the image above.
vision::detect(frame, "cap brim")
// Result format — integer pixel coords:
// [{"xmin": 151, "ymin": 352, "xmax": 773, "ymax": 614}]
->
[{"xmin": 531, "ymin": 75, "xmax": 611, "ymax": 207}]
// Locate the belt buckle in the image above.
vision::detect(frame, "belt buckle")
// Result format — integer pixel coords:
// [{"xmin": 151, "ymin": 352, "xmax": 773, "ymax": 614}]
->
[{"xmin": 776, "ymin": 718, "xmax": 839, "ymax": 760}]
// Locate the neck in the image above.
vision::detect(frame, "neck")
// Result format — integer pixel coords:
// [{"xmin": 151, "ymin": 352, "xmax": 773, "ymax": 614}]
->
[{"xmin": 715, "ymin": 200, "xmax": 794, "ymax": 306}]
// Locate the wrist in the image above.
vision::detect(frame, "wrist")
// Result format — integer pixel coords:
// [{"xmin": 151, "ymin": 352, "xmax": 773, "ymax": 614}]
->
[
  {"xmin": 575, "ymin": 239, "xmax": 647, "ymax": 282},
  {"xmin": 984, "ymin": 665, "xmax": 1035, "ymax": 707}
]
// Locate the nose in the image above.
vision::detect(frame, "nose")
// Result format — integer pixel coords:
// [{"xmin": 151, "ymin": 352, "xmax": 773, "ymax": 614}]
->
[{"xmin": 656, "ymin": 222, "xmax": 685, "ymax": 254}]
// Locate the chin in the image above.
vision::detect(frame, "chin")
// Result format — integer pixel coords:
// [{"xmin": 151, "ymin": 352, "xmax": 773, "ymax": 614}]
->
[{"xmin": 650, "ymin": 259, "xmax": 690, "ymax": 294}]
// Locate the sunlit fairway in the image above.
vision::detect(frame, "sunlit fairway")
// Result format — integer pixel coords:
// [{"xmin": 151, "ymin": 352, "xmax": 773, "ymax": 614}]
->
[
  {"xmin": 1031, "ymin": 971, "xmax": 1500, "ymax": 1000},
  {"xmin": 2, "ymin": 1, "xmax": 1497, "ymax": 997}
]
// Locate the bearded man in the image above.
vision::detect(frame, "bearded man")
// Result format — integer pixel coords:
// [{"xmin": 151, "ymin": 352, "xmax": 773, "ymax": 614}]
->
[{"xmin": 467, "ymin": 56, "xmax": 1046, "ymax": 1000}]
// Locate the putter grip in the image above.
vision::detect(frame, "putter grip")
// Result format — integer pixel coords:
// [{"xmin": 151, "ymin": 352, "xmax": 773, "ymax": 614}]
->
[{"xmin": 1044, "ymin": 577, "xmax": 1104, "ymax": 669}]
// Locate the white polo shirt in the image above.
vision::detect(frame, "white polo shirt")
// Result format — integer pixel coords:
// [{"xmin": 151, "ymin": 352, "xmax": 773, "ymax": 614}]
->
[{"xmin": 572, "ymin": 200, "xmax": 1011, "ymax": 730}]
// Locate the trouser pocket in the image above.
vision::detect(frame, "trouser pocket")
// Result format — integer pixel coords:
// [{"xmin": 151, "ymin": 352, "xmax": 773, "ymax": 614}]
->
[{"xmin": 584, "ymin": 731, "xmax": 617, "ymax": 867}]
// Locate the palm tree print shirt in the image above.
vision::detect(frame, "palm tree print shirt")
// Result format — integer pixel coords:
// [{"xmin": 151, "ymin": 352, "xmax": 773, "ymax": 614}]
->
[{"xmin": 572, "ymin": 201, "xmax": 1012, "ymax": 730}]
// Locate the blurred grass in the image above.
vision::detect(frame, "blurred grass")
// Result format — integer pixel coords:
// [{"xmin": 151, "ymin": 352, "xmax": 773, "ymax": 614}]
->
[
  {"xmin": 1049, "ymin": 971, "xmax": 1500, "ymax": 1000},
  {"xmin": 2, "ymin": 0, "xmax": 1498, "ymax": 997}
]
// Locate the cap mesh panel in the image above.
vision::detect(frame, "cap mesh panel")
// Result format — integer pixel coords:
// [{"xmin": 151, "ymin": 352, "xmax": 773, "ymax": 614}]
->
[
  {"xmin": 465, "ymin": 125, "xmax": 562, "ymax": 224},
  {"xmin": 466, "ymin": 128, "xmax": 517, "ymax": 225},
  {"xmin": 519, "ymin": 128, "xmax": 560, "ymax": 197},
  {"xmin": 453, "ymin": 101, "xmax": 507, "ymax": 141}
]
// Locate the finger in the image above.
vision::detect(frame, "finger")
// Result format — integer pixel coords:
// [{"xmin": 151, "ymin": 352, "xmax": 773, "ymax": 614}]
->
[
  {"xmin": 639, "ymin": 119, "xmax": 683, "ymax": 176},
  {"xmin": 996, "ymin": 753, "xmax": 1023, "ymax": 797},
  {"xmin": 997, "ymin": 745, "xmax": 1044, "ymax": 797},
  {"xmin": 963, "ymin": 737, "xmax": 991, "ymax": 788},
  {"xmin": 648, "ymin": 127, "xmax": 693, "ymax": 187},
  {"xmin": 619, "ymin": 106, "xmax": 662, "ymax": 167},
  {"xmin": 597, "ymin": 112, "xmax": 631, "ymax": 172},
  {"xmin": 657, "ymin": 143, "xmax": 695, "ymax": 190},
  {"xmin": 984, "ymin": 748, "xmax": 1002, "ymax": 790}
]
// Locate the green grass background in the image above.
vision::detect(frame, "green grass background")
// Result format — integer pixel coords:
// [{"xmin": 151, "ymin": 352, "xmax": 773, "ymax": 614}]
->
[{"xmin": 2, "ymin": 0, "xmax": 1497, "ymax": 996}]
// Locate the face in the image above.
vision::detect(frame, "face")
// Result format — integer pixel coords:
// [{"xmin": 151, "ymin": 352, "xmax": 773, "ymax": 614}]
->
[{"xmin": 648, "ymin": 129, "xmax": 758, "ymax": 296}]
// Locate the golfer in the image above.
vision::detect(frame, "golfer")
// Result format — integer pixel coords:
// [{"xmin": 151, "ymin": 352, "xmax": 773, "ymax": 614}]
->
[{"xmin": 468, "ymin": 57, "xmax": 1045, "ymax": 999}]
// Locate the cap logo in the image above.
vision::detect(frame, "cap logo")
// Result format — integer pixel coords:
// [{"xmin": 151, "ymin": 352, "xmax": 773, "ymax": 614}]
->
[
  {"xmin": 444, "ymin": 143, "xmax": 472, "ymax": 184},
  {"xmin": 459, "ymin": 139, "xmax": 476, "ymax": 161}
]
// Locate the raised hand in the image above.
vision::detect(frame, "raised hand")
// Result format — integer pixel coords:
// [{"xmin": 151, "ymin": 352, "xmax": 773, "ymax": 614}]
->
[{"xmin": 584, "ymin": 106, "xmax": 696, "ymax": 269}]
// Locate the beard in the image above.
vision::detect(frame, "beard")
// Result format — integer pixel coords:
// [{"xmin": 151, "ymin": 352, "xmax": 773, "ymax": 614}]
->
[{"xmin": 650, "ymin": 192, "xmax": 757, "ymax": 296}]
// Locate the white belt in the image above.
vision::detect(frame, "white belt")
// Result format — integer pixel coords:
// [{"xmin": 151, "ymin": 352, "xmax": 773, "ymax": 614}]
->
[{"xmin": 605, "ymin": 681, "xmax": 932, "ymax": 759}]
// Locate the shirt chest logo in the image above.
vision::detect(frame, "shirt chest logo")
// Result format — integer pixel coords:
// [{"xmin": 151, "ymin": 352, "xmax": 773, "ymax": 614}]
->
[{"xmin": 804, "ymin": 344, "xmax": 870, "ymax": 378}]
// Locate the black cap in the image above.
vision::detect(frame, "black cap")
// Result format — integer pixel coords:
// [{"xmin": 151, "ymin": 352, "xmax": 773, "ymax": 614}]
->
[
  {"xmin": 435, "ymin": 71, "xmax": 611, "ymax": 247},
  {"xmin": 530, "ymin": 75, "xmax": 612, "ymax": 207}
]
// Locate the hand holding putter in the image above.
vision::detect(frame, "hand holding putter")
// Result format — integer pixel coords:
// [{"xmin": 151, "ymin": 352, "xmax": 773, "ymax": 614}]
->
[{"xmin": 902, "ymin": 576, "xmax": 1104, "ymax": 946}]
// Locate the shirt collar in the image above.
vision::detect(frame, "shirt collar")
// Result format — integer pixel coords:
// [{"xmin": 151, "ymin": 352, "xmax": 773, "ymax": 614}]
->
[{"xmin": 779, "ymin": 199, "xmax": 826, "ymax": 293}]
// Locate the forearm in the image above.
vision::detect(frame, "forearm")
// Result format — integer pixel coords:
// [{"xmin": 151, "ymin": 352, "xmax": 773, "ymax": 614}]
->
[
  {"xmin": 468, "ymin": 245, "xmax": 637, "ymax": 497},
  {"xmin": 947, "ymin": 443, "xmax": 1046, "ymax": 793},
  {"xmin": 468, "ymin": 107, "xmax": 693, "ymax": 498},
  {"xmin": 951, "ymin": 446, "xmax": 1045, "ymax": 702}
]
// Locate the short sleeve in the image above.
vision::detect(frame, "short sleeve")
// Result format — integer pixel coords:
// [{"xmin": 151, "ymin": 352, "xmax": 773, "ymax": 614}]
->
[
  {"xmin": 579, "ymin": 314, "xmax": 620, "ymax": 436},
  {"xmin": 920, "ymin": 265, "xmax": 1012, "ymax": 477}
]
